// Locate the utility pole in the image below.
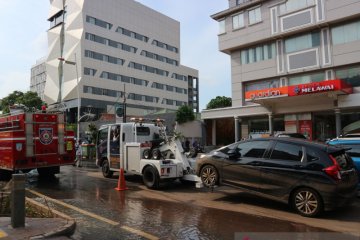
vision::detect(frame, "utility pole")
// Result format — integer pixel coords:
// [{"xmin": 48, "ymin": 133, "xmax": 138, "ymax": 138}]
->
[{"xmin": 123, "ymin": 83, "xmax": 126, "ymax": 123}]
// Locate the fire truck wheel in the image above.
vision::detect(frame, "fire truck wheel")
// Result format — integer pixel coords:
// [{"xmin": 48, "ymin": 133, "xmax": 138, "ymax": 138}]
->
[
  {"xmin": 0, "ymin": 169, "xmax": 12, "ymax": 181},
  {"xmin": 143, "ymin": 166, "xmax": 160, "ymax": 189},
  {"xmin": 151, "ymin": 149, "xmax": 161, "ymax": 160},
  {"xmin": 143, "ymin": 149, "xmax": 151, "ymax": 159},
  {"xmin": 37, "ymin": 167, "xmax": 58, "ymax": 178},
  {"xmin": 102, "ymin": 160, "xmax": 113, "ymax": 178}
]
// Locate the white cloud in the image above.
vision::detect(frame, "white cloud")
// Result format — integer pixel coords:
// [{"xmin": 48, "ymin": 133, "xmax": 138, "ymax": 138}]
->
[{"xmin": 0, "ymin": 72, "xmax": 30, "ymax": 99}]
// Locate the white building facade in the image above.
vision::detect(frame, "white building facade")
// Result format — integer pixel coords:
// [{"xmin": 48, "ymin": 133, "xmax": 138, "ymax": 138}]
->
[
  {"xmin": 203, "ymin": 0, "xmax": 360, "ymax": 145},
  {"xmin": 30, "ymin": 57, "xmax": 47, "ymax": 101},
  {"xmin": 45, "ymin": 0, "xmax": 199, "ymax": 123}
]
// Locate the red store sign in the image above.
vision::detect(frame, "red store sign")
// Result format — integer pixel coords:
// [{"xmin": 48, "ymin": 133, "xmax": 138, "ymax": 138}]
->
[{"xmin": 288, "ymin": 79, "xmax": 353, "ymax": 96}]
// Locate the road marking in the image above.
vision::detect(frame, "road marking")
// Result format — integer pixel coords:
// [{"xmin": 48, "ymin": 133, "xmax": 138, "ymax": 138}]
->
[
  {"xmin": 121, "ymin": 225, "xmax": 159, "ymax": 240},
  {"xmin": 27, "ymin": 189, "xmax": 159, "ymax": 240}
]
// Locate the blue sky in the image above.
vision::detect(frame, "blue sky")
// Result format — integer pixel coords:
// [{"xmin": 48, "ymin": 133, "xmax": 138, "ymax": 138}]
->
[{"xmin": 0, "ymin": 0, "xmax": 231, "ymax": 111}]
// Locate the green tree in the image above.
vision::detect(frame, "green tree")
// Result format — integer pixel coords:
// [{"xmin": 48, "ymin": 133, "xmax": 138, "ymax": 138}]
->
[
  {"xmin": 87, "ymin": 123, "xmax": 98, "ymax": 144},
  {"xmin": 176, "ymin": 105, "xmax": 195, "ymax": 124},
  {"xmin": 0, "ymin": 91, "xmax": 43, "ymax": 114},
  {"xmin": 206, "ymin": 96, "xmax": 232, "ymax": 109}
]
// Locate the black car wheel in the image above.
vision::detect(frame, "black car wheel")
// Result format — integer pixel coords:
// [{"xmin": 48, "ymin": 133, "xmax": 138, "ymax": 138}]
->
[
  {"xmin": 102, "ymin": 160, "xmax": 113, "ymax": 178},
  {"xmin": 143, "ymin": 166, "xmax": 160, "ymax": 189},
  {"xmin": 292, "ymin": 188, "xmax": 323, "ymax": 217},
  {"xmin": 151, "ymin": 148, "xmax": 161, "ymax": 160},
  {"xmin": 200, "ymin": 165, "xmax": 218, "ymax": 187}
]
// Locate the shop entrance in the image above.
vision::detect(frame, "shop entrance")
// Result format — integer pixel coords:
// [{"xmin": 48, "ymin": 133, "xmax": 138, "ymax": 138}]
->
[{"xmin": 313, "ymin": 112, "xmax": 336, "ymax": 142}]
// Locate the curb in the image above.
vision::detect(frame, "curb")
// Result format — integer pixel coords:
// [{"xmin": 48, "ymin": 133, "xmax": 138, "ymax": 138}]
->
[{"xmin": 25, "ymin": 197, "xmax": 76, "ymax": 239}]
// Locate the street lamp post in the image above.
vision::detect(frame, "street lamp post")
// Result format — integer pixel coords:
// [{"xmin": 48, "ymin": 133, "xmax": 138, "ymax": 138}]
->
[{"xmin": 58, "ymin": 54, "xmax": 81, "ymax": 141}]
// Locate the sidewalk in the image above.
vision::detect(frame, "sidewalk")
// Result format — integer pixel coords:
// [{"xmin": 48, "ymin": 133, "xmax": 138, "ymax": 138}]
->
[{"xmin": 0, "ymin": 217, "xmax": 74, "ymax": 239}]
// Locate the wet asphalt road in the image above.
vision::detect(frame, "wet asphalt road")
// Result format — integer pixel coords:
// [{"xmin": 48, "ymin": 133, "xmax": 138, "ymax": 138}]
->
[{"xmin": 24, "ymin": 166, "xmax": 358, "ymax": 240}]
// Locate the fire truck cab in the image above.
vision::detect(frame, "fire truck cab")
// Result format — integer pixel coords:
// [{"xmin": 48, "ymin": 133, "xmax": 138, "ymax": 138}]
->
[
  {"xmin": 0, "ymin": 111, "xmax": 75, "ymax": 179},
  {"xmin": 96, "ymin": 118, "xmax": 199, "ymax": 189}
]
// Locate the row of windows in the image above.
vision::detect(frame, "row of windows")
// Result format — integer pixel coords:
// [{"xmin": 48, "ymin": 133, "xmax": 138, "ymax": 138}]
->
[
  {"xmin": 140, "ymin": 50, "xmax": 178, "ymax": 66},
  {"xmin": 86, "ymin": 15, "xmax": 112, "ymax": 30},
  {"xmin": 116, "ymin": 27, "xmax": 149, "ymax": 43},
  {"xmin": 279, "ymin": 0, "xmax": 315, "ymax": 15},
  {"xmin": 332, "ymin": 20, "xmax": 360, "ymax": 45},
  {"xmin": 128, "ymin": 62, "xmax": 169, "ymax": 77},
  {"xmin": 152, "ymin": 40, "xmax": 178, "ymax": 53},
  {"xmin": 83, "ymin": 85, "xmax": 185, "ymax": 105},
  {"xmin": 85, "ymin": 32, "xmax": 137, "ymax": 53},
  {"xmin": 151, "ymin": 82, "xmax": 187, "ymax": 94},
  {"xmin": 85, "ymin": 50, "xmax": 124, "ymax": 65},
  {"xmin": 86, "ymin": 16, "xmax": 178, "ymax": 56},
  {"xmin": 285, "ymin": 31, "xmax": 320, "ymax": 53},
  {"xmin": 241, "ymin": 43, "xmax": 275, "ymax": 64},
  {"xmin": 100, "ymin": 71, "xmax": 149, "ymax": 87},
  {"xmin": 84, "ymin": 86, "xmax": 122, "ymax": 98},
  {"xmin": 171, "ymin": 73, "xmax": 188, "ymax": 81},
  {"xmin": 128, "ymin": 93, "xmax": 159, "ymax": 103},
  {"xmin": 220, "ymin": 6, "xmax": 262, "ymax": 34},
  {"xmin": 162, "ymin": 99, "xmax": 186, "ymax": 106},
  {"xmin": 245, "ymin": 79, "xmax": 280, "ymax": 92}
]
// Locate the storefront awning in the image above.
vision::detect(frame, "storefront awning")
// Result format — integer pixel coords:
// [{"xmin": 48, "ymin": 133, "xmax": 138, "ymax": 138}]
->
[{"xmin": 245, "ymin": 79, "xmax": 353, "ymax": 105}]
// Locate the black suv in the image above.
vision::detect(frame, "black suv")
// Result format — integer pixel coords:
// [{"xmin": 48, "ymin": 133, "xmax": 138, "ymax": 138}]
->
[{"xmin": 196, "ymin": 138, "xmax": 358, "ymax": 217}]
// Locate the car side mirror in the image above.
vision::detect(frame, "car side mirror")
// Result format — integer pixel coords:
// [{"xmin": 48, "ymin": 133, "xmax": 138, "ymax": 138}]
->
[{"xmin": 227, "ymin": 149, "xmax": 240, "ymax": 160}]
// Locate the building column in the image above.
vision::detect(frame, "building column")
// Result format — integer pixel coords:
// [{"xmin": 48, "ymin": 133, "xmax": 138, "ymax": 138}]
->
[
  {"xmin": 212, "ymin": 119, "xmax": 216, "ymax": 146},
  {"xmin": 268, "ymin": 113, "xmax": 274, "ymax": 136},
  {"xmin": 234, "ymin": 117, "xmax": 239, "ymax": 142},
  {"xmin": 335, "ymin": 109, "xmax": 341, "ymax": 137}
]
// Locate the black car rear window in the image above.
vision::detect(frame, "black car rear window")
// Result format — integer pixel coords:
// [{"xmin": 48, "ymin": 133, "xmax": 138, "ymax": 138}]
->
[{"xmin": 270, "ymin": 142, "xmax": 303, "ymax": 161}]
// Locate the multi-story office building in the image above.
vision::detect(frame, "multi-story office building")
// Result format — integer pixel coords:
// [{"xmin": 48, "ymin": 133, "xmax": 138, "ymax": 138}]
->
[
  {"xmin": 45, "ymin": 0, "xmax": 199, "ymax": 123},
  {"xmin": 30, "ymin": 57, "xmax": 47, "ymax": 101},
  {"xmin": 203, "ymin": 0, "xmax": 360, "ymax": 144}
]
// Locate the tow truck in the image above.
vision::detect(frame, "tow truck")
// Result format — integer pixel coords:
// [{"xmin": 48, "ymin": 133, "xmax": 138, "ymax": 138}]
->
[
  {"xmin": 0, "ymin": 110, "xmax": 75, "ymax": 179},
  {"xmin": 95, "ymin": 118, "xmax": 200, "ymax": 189}
]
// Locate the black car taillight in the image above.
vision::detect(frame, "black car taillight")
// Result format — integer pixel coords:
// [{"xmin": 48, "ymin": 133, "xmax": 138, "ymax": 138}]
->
[{"xmin": 323, "ymin": 155, "xmax": 341, "ymax": 181}]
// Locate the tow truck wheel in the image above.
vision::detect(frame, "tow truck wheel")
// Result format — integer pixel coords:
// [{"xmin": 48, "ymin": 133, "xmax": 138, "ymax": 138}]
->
[
  {"xmin": 151, "ymin": 149, "xmax": 161, "ymax": 160},
  {"xmin": 143, "ymin": 149, "xmax": 151, "ymax": 159},
  {"xmin": 102, "ymin": 160, "xmax": 113, "ymax": 178},
  {"xmin": 143, "ymin": 166, "xmax": 160, "ymax": 189}
]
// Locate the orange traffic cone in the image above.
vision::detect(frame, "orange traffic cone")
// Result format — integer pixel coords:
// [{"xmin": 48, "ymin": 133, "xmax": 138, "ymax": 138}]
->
[{"xmin": 115, "ymin": 168, "xmax": 128, "ymax": 191}]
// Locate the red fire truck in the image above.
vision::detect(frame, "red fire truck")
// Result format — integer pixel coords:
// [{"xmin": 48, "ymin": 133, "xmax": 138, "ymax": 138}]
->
[{"xmin": 0, "ymin": 111, "xmax": 75, "ymax": 179}]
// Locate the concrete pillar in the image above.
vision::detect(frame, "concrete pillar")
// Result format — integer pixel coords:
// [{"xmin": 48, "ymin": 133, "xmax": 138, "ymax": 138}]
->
[
  {"xmin": 234, "ymin": 117, "xmax": 239, "ymax": 142},
  {"xmin": 212, "ymin": 119, "xmax": 216, "ymax": 146},
  {"xmin": 268, "ymin": 114, "xmax": 274, "ymax": 136},
  {"xmin": 335, "ymin": 109, "xmax": 341, "ymax": 137},
  {"xmin": 11, "ymin": 174, "xmax": 26, "ymax": 228}
]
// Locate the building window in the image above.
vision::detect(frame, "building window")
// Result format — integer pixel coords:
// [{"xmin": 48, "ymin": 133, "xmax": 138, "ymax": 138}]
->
[
  {"xmin": 335, "ymin": 66, "xmax": 360, "ymax": 87},
  {"xmin": 285, "ymin": 31, "xmax": 320, "ymax": 53},
  {"xmin": 248, "ymin": 7, "xmax": 261, "ymax": 25},
  {"xmin": 219, "ymin": 19, "xmax": 226, "ymax": 34},
  {"xmin": 116, "ymin": 27, "xmax": 149, "ymax": 43},
  {"xmin": 140, "ymin": 50, "xmax": 178, "ymax": 66},
  {"xmin": 241, "ymin": 43, "xmax": 275, "ymax": 64},
  {"xmin": 85, "ymin": 50, "xmax": 124, "ymax": 66},
  {"xmin": 245, "ymin": 79, "xmax": 280, "ymax": 92},
  {"xmin": 232, "ymin": 13, "xmax": 244, "ymax": 30},
  {"xmin": 279, "ymin": 0, "xmax": 315, "ymax": 15},
  {"xmin": 332, "ymin": 20, "xmax": 360, "ymax": 45},
  {"xmin": 86, "ymin": 15, "xmax": 112, "ymax": 30},
  {"xmin": 288, "ymin": 72, "xmax": 325, "ymax": 86},
  {"xmin": 128, "ymin": 62, "xmax": 169, "ymax": 77},
  {"xmin": 151, "ymin": 39, "xmax": 178, "ymax": 53},
  {"xmin": 84, "ymin": 68, "xmax": 96, "ymax": 76},
  {"xmin": 236, "ymin": 0, "xmax": 250, "ymax": 5}
]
